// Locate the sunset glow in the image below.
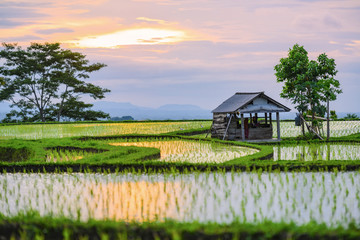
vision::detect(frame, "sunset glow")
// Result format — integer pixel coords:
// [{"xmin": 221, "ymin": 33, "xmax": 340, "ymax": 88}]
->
[{"xmin": 72, "ymin": 28, "xmax": 186, "ymax": 48}]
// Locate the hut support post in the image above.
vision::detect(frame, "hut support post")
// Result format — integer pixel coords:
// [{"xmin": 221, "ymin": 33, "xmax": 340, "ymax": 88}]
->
[
  {"xmin": 327, "ymin": 98, "xmax": 330, "ymax": 141},
  {"xmin": 276, "ymin": 112, "xmax": 280, "ymax": 140},
  {"xmin": 223, "ymin": 113, "xmax": 233, "ymax": 140},
  {"xmin": 241, "ymin": 113, "xmax": 245, "ymax": 141},
  {"xmin": 265, "ymin": 113, "xmax": 268, "ymax": 124}
]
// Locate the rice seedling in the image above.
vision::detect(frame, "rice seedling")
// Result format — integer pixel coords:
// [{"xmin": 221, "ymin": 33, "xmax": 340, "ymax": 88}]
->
[{"xmin": 45, "ymin": 149, "xmax": 93, "ymax": 162}]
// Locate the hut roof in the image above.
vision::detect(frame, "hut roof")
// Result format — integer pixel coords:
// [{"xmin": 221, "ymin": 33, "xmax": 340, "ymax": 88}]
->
[{"xmin": 212, "ymin": 92, "xmax": 291, "ymax": 114}]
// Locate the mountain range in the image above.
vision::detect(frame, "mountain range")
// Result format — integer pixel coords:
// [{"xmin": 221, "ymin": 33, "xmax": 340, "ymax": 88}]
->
[
  {"xmin": 0, "ymin": 101, "xmax": 358, "ymax": 121},
  {"xmin": 92, "ymin": 101, "xmax": 212, "ymax": 120}
]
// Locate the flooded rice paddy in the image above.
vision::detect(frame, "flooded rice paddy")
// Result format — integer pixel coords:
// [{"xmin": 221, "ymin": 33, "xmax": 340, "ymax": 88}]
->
[
  {"xmin": 110, "ymin": 140, "xmax": 258, "ymax": 163},
  {"xmin": 272, "ymin": 121, "xmax": 360, "ymax": 138},
  {"xmin": 1, "ymin": 171, "xmax": 359, "ymax": 228},
  {"xmin": 273, "ymin": 143, "xmax": 360, "ymax": 161}
]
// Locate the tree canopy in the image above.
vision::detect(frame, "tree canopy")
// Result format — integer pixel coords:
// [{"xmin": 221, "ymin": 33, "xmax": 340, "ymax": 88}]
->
[
  {"xmin": 0, "ymin": 42, "xmax": 110, "ymax": 122},
  {"xmin": 274, "ymin": 44, "xmax": 342, "ymax": 133}
]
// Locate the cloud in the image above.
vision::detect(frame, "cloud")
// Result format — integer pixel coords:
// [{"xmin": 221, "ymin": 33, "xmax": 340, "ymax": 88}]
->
[
  {"xmin": 0, "ymin": 2, "xmax": 48, "ymax": 28},
  {"xmin": 1, "ymin": 35, "xmax": 43, "ymax": 42},
  {"xmin": 70, "ymin": 28, "xmax": 187, "ymax": 48},
  {"xmin": 0, "ymin": 19, "xmax": 33, "ymax": 28},
  {"xmin": 0, "ymin": 0, "xmax": 359, "ymax": 112},
  {"xmin": 131, "ymin": 0, "xmax": 189, "ymax": 6},
  {"xmin": 36, "ymin": 28, "xmax": 74, "ymax": 35},
  {"xmin": 136, "ymin": 17, "xmax": 177, "ymax": 25}
]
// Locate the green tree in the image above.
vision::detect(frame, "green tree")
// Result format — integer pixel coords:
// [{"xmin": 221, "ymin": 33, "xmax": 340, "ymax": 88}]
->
[
  {"xmin": 343, "ymin": 113, "xmax": 358, "ymax": 120},
  {"xmin": 0, "ymin": 42, "xmax": 110, "ymax": 122},
  {"xmin": 330, "ymin": 110, "xmax": 338, "ymax": 120},
  {"xmin": 274, "ymin": 44, "xmax": 342, "ymax": 136}
]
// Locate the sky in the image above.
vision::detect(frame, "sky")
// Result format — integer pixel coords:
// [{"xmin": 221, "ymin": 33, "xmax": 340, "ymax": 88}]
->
[{"xmin": 0, "ymin": 0, "xmax": 360, "ymax": 112}]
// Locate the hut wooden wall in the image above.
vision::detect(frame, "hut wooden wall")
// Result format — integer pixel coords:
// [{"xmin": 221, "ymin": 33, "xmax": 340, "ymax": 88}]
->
[
  {"xmin": 211, "ymin": 113, "xmax": 240, "ymax": 140},
  {"xmin": 211, "ymin": 113, "xmax": 227, "ymax": 139},
  {"xmin": 248, "ymin": 126, "xmax": 272, "ymax": 139}
]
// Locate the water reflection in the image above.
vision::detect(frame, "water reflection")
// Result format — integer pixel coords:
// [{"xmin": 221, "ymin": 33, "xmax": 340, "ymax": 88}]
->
[
  {"xmin": 273, "ymin": 143, "xmax": 360, "ymax": 161},
  {"xmin": 0, "ymin": 172, "xmax": 359, "ymax": 228}
]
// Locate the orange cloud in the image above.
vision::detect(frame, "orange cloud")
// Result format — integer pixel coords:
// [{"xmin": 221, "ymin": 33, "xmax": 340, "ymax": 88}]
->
[
  {"xmin": 69, "ymin": 28, "xmax": 188, "ymax": 48},
  {"xmin": 136, "ymin": 17, "xmax": 177, "ymax": 25}
]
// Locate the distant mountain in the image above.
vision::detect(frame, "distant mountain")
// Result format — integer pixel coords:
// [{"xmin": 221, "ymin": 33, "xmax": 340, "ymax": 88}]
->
[
  {"xmin": 92, "ymin": 101, "xmax": 212, "ymax": 120},
  {"xmin": 157, "ymin": 104, "xmax": 205, "ymax": 111},
  {"xmin": 0, "ymin": 100, "xmax": 359, "ymax": 121}
]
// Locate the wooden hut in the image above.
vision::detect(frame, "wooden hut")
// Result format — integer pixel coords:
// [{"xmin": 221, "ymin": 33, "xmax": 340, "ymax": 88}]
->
[{"xmin": 211, "ymin": 92, "xmax": 291, "ymax": 141}]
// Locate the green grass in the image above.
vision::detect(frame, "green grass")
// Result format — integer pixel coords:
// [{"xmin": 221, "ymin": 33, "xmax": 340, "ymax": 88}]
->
[{"xmin": 0, "ymin": 212, "xmax": 359, "ymax": 240}]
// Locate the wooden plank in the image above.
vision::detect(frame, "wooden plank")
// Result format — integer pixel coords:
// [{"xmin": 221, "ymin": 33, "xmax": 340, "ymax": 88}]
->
[
  {"xmin": 305, "ymin": 115, "xmax": 328, "ymax": 121},
  {"xmin": 223, "ymin": 114, "xmax": 233, "ymax": 140},
  {"xmin": 300, "ymin": 115, "xmax": 323, "ymax": 140}
]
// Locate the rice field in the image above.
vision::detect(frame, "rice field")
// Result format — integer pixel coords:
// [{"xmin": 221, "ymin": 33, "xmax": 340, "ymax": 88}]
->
[
  {"xmin": 0, "ymin": 121, "xmax": 212, "ymax": 140},
  {"xmin": 1, "ymin": 171, "xmax": 359, "ymax": 228},
  {"xmin": 1, "ymin": 120, "xmax": 359, "ymax": 140},
  {"xmin": 273, "ymin": 120, "xmax": 360, "ymax": 138},
  {"xmin": 1, "ymin": 120, "xmax": 360, "ymax": 238},
  {"xmin": 110, "ymin": 140, "xmax": 258, "ymax": 164},
  {"xmin": 273, "ymin": 143, "xmax": 360, "ymax": 161}
]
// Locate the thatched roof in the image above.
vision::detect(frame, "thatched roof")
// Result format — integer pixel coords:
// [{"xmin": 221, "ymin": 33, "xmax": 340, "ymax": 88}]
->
[{"xmin": 212, "ymin": 92, "xmax": 291, "ymax": 114}]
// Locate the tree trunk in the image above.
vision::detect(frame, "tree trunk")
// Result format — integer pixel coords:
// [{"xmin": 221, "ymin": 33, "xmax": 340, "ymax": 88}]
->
[
  {"xmin": 39, "ymin": 108, "xmax": 45, "ymax": 122},
  {"xmin": 57, "ymin": 86, "xmax": 68, "ymax": 122}
]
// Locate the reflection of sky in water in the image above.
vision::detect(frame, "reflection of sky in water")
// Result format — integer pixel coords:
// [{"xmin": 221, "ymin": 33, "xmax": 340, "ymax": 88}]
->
[
  {"xmin": 0, "ymin": 172, "xmax": 359, "ymax": 228},
  {"xmin": 273, "ymin": 143, "xmax": 360, "ymax": 161},
  {"xmin": 111, "ymin": 141, "xmax": 258, "ymax": 163}
]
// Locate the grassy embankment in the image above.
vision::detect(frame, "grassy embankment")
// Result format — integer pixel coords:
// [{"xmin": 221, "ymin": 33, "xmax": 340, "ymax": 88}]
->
[{"xmin": 1, "ymin": 213, "xmax": 359, "ymax": 240}]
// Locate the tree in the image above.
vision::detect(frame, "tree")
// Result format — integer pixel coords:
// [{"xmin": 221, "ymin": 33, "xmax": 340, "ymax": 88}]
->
[
  {"xmin": 0, "ymin": 42, "xmax": 110, "ymax": 122},
  {"xmin": 330, "ymin": 110, "xmax": 337, "ymax": 120},
  {"xmin": 274, "ymin": 44, "xmax": 342, "ymax": 136},
  {"xmin": 111, "ymin": 116, "xmax": 134, "ymax": 121},
  {"xmin": 343, "ymin": 113, "xmax": 358, "ymax": 120}
]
